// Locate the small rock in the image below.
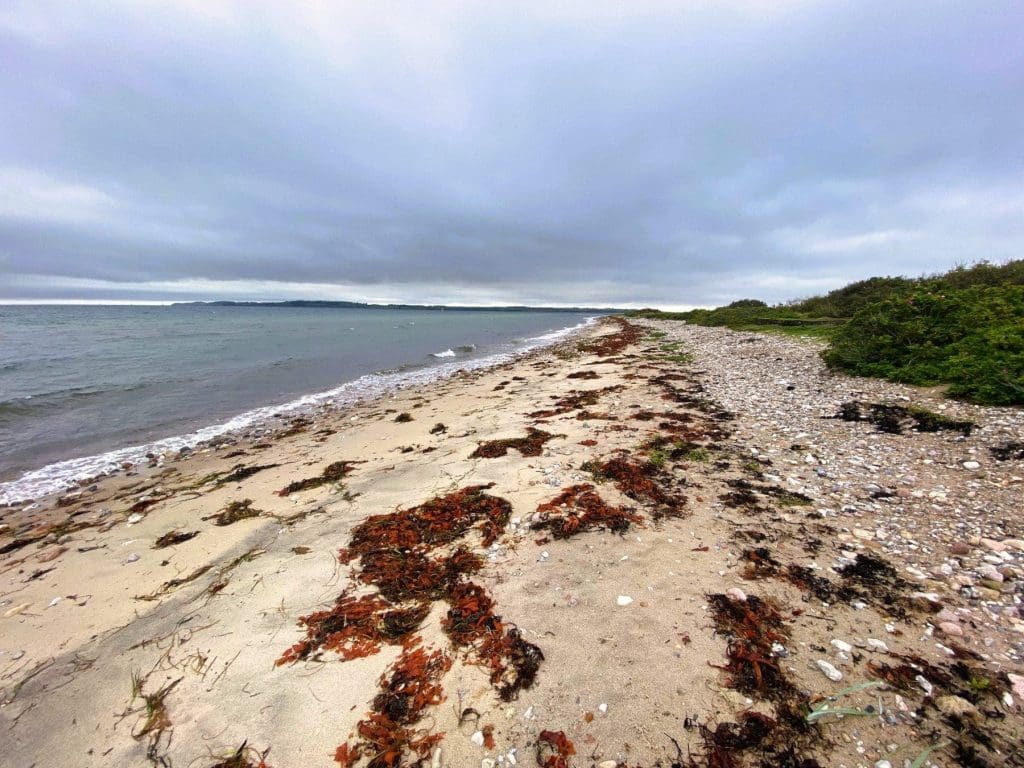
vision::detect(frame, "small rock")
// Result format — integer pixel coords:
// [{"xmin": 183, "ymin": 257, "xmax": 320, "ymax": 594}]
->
[
  {"xmin": 127, "ymin": 513, "xmax": 144, "ymax": 525},
  {"xmin": 866, "ymin": 638, "xmax": 889, "ymax": 653},
  {"xmin": 598, "ymin": 762, "xmax": 618, "ymax": 768},
  {"xmin": 935, "ymin": 695, "xmax": 978, "ymax": 719},
  {"xmin": 916, "ymin": 675, "xmax": 934, "ymax": 696},
  {"xmin": 981, "ymin": 538, "xmax": 1006, "ymax": 552},
  {"xmin": 1009, "ymin": 673, "xmax": 1024, "ymax": 699},
  {"xmin": 963, "ymin": 461, "xmax": 981, "ymax": 470},
  {"xmin": 831, "ymin": 639, "xmax": 853, "ymax": 653},
  {"xmin": 852, "ymin": 528, "xmax": 875, "ymax": 541},
  {"xmin": 874, "ymin": 761, "xmax": 893, "ymax": 768},
  {"xmin": 616, "ymin": 595, "xmax": 634, "ymax": 606},
  {"xmin": 598, "ymin": 703, "xmax": 608, "ymax": 715},
  {"xmin": 816, "ymin": 660, "xmax": 843, "ymax": 682},
  {"xmin": 938, "ymin": 621, "xmax": 964, "ymax": 637},
  {"xmin": 126, "ymin": 553, "xmax": 140, "ymax": 564},
  {"xmin": 726, "ymin": 587, "xmax": 747, "ymax": 602},
  {"xmin": 470, "ymin": 731, "xmax": 485, "ymax": 747},
  {"xmin": 978, "ymin": 564, "xmax": 1004, "ymax": 583},
  {"xmin": 950, "ymin": 541, "xmax": 971, "ymax": 555},
  {"xmin": 11, "ymin": 649, "xmax": 25, "ymax": 660}
]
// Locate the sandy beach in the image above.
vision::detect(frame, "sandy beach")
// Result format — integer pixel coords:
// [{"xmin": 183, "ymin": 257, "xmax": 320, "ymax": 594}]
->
[{"xmin": 2, "ymin": 317, "xmax": 1023, "ymax": 768}]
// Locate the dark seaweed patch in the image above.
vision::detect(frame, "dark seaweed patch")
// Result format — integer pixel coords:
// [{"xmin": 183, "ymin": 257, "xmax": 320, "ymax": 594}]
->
[
  {"xmin": 531, "ymin": 484, "xmax": 643, "ymax": 539},
  {"xmin": 470, "ymin": 428, "xmax": 561, "ymax": 459},
  {"xmin": 203, "ymin": 499, "xmax": 261, "ymax": 526},
  {"xmin": 536, "ymin": 730, "xmax": 576, "ymax": 768},
  {"xmin": 277, "ymin": 460, "xmax": 358, "ymax": 496},
  {"xmin": 990, "ymin": 441, "xmax": 1024, "ymax": 461},
  {"xmin": 576, "ymin": 317, "xmax": 642, "ymax": 357},
  {"xmin": 215, "ymin": 463, "xmax": 280, "ymax": 486},
  {"xmin": 832, "ymin": 401, "xmax": 974, "ymax": 436},
  {"xmin": 584, "ymin": 455, "xmax": 687, "ymax": 519},
  {"xmin": 153, "ymin": 529, "xmax": 199, "ymax": 549}
]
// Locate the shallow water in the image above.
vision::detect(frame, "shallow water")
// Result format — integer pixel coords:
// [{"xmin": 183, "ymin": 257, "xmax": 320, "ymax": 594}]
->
[{"xmin": 0, "ymin": 305, "xmax": 594, "ymax": 501}]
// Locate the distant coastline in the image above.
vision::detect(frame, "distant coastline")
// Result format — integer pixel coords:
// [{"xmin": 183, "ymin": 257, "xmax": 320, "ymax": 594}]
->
[{"xmin": 174, "ymin": 299, "xmax": 624, "ymax": 312}]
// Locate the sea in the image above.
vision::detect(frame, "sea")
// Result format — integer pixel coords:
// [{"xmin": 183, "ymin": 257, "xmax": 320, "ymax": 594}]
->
[{"xmin": 0, "ymin": 305, "xmax": 597, "ymax": 504}]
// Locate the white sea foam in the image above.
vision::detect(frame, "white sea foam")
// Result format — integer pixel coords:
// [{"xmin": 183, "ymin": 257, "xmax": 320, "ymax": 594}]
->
[
  {"xmin": 0, "ymin": 316, "xmax": 599, "ymax": 505},
  {"xmin": 430, "ymin": 348, "xmax": 457, "ymax": 358}
]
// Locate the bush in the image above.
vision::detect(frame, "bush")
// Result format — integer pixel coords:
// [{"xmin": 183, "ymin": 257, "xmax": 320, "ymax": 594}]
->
[{"xmin": 823, "ymin": 284, "xmax": 1024, "ymax": 405}]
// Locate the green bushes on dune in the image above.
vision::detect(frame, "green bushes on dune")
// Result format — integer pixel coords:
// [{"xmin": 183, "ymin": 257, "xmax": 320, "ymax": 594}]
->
[{"xmin": 629, "ymin": 260, "xmax": 1024, "ymax": 406}]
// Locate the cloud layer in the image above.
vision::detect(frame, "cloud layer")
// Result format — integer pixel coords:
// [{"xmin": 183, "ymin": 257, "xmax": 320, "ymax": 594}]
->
[{"xmin": 2, "ymin": 1, "xmax": 1022, "ymax": 307}]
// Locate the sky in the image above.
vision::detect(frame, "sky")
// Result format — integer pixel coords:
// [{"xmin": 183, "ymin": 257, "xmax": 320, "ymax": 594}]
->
[{"xmin": 1, "ymin": 1, "xmax": 1022, "ymax": 309}]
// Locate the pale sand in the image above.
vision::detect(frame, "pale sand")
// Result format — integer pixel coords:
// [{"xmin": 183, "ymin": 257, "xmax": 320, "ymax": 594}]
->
[{"xmin": 2, "ymin": 318, "xmax": 1021, "ymax": 768}]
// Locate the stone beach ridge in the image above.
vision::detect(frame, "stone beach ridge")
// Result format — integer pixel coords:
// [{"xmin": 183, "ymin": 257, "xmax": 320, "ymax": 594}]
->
[{"xmin": 1, "ymin": 317, "xmax": 1022, "ymax": 768}]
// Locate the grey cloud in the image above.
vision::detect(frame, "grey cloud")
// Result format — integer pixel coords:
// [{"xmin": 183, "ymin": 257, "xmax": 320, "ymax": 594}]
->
[{"xmin": 1, "ymin": 1, "xmax": 1022, "ymax": 307}]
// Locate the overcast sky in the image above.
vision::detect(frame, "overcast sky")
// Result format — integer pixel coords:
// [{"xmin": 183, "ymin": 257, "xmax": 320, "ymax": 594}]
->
[{"xmin": 1, "ymin": 1, "xmax": 1022, "ymax": 308}]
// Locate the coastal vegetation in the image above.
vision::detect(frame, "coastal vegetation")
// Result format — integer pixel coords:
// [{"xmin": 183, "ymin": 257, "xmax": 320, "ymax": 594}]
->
[{"xmin": 628, "ymin": 259, "xmax": 1024, "ymax": 405}]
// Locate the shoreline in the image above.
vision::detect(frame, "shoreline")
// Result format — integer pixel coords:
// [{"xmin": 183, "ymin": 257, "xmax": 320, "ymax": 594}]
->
[
  {"xmin": 1, "ymin": 317, "xmax": 1022, "ymax": 768},
  {"xmin": 0, "ymin": 316, "xmax": 598, "ymax": 507}
]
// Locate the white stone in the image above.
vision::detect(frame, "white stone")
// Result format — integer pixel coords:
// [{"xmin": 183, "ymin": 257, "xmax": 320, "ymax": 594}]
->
[
  {"xmin": 726, "ymin": 587, "xmax": 747, "ymax": 602},
  {"xmin": 598, "ymin": 703, "xmax": 608, "ymax": 715},
  {"xmin": 963, "ymin": 461, "xmax": 981, "ymax": 470},
  {"xmin": 866, "ymin": 639, "xmax": 889, "ymax": 653},
  {"xmin": 816, "ymin": 660, "xmax": 843, "ymax": 681},
  {"xmin": 127, "ymin": 513, "xmax": 144, "ymax": 525},
  {"xmin": 471, "ymin": 731, "xmax": 485, "ymax": 747},
  {"xmin": 830, "ymin": 639, "xmax": 853, "ymax": 653},
  {"xmin": 616, "ymin": 595, "xmax": 634, "ymax": 606}
]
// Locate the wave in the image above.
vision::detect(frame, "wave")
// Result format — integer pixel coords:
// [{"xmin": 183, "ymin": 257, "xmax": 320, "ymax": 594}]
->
[
  {"xmin": 0, "ymin": 316, "xmax": 598, "ymax": 505},
  {"xmin": 430, "ymin": 349, "xmax": 457, "ymax": 358},
  {"xmin": 0, "ymin": 383, "xmax": 148, "ymax": 418}
]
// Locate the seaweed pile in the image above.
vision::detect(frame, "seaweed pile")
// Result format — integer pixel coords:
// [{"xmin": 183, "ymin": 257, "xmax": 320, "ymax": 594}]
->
[
  {"xmin": 584, "ymin": 455, "xmax": 687, "ymax": 520},
  {"xmin": 470, "ymin": 428, "xmax": 561, "ymax": 459},
  {"xmin": 990, "ymin": 441, "xmax": 1024, "ymax": 461},
  {"xmin": 704, "ymin": 593, "xmax": 819, "ymax": 767},
  {"xmin": 529, "ymin": 385, "xmax": 626, "ymax": 419},
  {"xmin": 531, "ymin": 484, "xmax": 644, "ymax": 540},
  {"xmin": 277, "ymin": 460, "xmax": 358, "ymax": 496},
  {"xmin": 577, "ymin": 317, "xmax": 643, "ymax": 357},
  {"xmin": 278, "ymin": 485, "xmax": 543, "ymax": 766},
  {"xmin": 203, "ymin": 499, "xmax": 261, "ymax": 526},
  {"xmin": 832, "ymin": 401, "xmax": 974, "ymax": 436},
  {"xmin": 536, "ymin": 730, "xmax": 576, "ymax": 768}
]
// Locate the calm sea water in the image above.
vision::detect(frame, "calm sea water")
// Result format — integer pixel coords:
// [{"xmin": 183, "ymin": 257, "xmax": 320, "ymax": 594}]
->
[{"xmin": 0, "ymin": 305, "xmax": 595, "ymax": 502}]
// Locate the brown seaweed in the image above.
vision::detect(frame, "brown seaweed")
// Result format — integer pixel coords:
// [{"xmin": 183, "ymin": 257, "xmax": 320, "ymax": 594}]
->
[
  {"xmin": 470, "ymin": 428, "xmax": 561, "ymax": 459},
  {"xmin": 277, "ymin": 460, "xmax": 357, "ymax": 496},
  {"xmin": 531, "ymin": 484, "xmax": 643, "ymax": 539}
]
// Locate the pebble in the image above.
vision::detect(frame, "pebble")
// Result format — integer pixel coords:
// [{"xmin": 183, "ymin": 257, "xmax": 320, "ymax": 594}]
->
[
  {"xmin": 470, "ymin": 731, "xmax": 485, "ymax": 747},
  {"xmin": 126, "ymin": 553, "xmax": 140, "ymax": 564},
  {"xmin": 725, "ymin": 587, "xmax": 747, "ymax": 602},
  {"xmin": 598, "ymin": 762, "xmax": 618, "ymax": 768},
  {"xmin": 598, "ymin": 703, "xmax": 608, "ymax": 715},
  {"xmin": 1009, "ymin": 673, "xmax": 1024, "ymax": 699},
  {"xmin": 616, "ymin": 595, "xmax": 634, "ymax": 606},
  {"xmin": 950, "ymin": 541, "xmax": 971, "ymax": 555},
  {"xmin": 963, "ymin": 461, "xmax": 981, "ymax": 470},
  {"xmin": 978, "ymin": 564, "xmax": 1004, "ymax": 583},
  {"xmin": 866, "ymin": 638, "xmax": 889, "ymax": 652},
  {"xmin": 126, "ymin": 513, "xmax": 144, "ymax": 525},
  {"xmin": 935, "ymin": 695, "xmax": 978, "ymax": 718},
  {"xmin": 816, "ymin": 660, "xmax": 843, "ymax": 681},
  {"xmin": 874, "ymin": 761, "xmax": 893, "ymax": 768},
  {"xmin": 830, "ymin": 639, "xmax": 853, "ymax": 653},
  {"xmin": 938, "ymin": 621, "xmax": 964, "ymax": 637}
]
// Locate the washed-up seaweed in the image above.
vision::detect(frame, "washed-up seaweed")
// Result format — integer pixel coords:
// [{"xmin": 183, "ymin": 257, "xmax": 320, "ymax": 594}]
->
[
  {"xmin": 203, "ymin": 499, "xmax": 261, "ymax": 526},
  {"xmin": 215, "ymin": 463, "xmax": 280, "ymax": 486},
  {"xmin": 536, "ymin": 730, "xmax": 576, "ymax": 768},
  {"xmin": 576, "ymin": 317, "xmax": 642, "ymax": 357},
  {"xmin": 277, "ymin": 461, "xmax": 358, "ymax": 496},
  {"xmin": 470, "ymin": 428, "xmax": 561, "ymax": 459},
  {"xmin": 153, "ymin": 529, "xmax": 199, "ymax": 549},
  {"xmin": 209, "ymin": 742, "xmax": 272, "ymax": 768},
  {"xmin": 335, "ymin": 640, "xmax": 452, "ymax": 768},
  {"xmin": 529, "ymin": 385, "xmax": 626, "ymax": 419},
  {"xmin": 443, "ymin": 582, "xmax": 544, "ymax": 700},
  {"xmin": 531, "ymin": 484, "xmax": 643, "ymax": 539},
  {"xmin": 584, "ymin": 455, "xmax": 687, "ymax": 519},
  {"xmin": 704, "ymin": 593, "xmax": 818, "ymax": 766},
  {"xmin": 279, "ymin": 485, "xmax": 541, "ymax": 766},
  {"xmin": 990, "ymin": 441, "xmax": 1024, "ymax": 461},
  {"xmin": 567, "ymin": 370, "xmax": 601, "ymax": 380},
  {"xmin": 831, "ymin": 401, "xmax": 974, "ymax": 436}
]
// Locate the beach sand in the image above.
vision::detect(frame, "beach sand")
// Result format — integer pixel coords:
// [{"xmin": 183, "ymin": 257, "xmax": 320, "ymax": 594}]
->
[{"xmin": 2, "ymin": 317, "xmax": 1022, "ymax": 768}]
